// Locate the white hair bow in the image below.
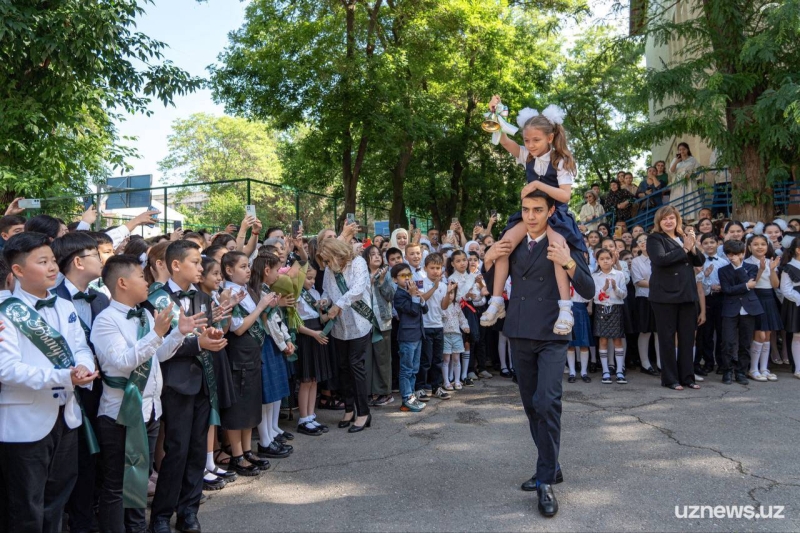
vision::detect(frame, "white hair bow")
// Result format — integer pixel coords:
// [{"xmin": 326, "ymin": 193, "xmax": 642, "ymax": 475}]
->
[
  {"xmin": 139, "ymin": 253, "xmax": 147, "ymax": 269},
  {"xmin": 753, "ymin": 222, "xmax": 765, "ymax": 236},
  {"xmin": 782, "ymin": 235, "xmax": 795, "ymax": 249},
  {"xmin": 515, "ymin": 104, "xmax": 566, "ymax": 130},
  {"xmin": 772, "ymin": 219, "xmax": 788, "ymax": 232}
]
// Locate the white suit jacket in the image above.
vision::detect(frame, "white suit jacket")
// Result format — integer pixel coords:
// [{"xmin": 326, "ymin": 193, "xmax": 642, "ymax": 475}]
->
[{"xmin": 0, "ymin": 286, "xmax": 95, "ymax": 442}]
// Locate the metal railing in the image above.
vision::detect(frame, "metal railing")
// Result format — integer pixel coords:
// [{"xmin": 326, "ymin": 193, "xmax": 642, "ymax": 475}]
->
[{"xmin": 30, "ymin": 178, "xmax": 432, "ymax": 239}]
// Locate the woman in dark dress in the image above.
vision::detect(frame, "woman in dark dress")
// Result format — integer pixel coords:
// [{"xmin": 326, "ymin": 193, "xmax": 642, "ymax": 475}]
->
[{"xmin": 603, "ymin": 179, "xmax": 635, "ymax": 225}]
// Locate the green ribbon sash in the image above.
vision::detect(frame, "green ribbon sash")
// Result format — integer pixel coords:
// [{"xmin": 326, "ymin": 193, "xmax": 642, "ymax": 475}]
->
[
  {"xmin": 100, "ymin": 312, "xmax": 152, "ymax": 509},
  {"xmin": 231, "ymin": 303, "xmax": 267, "ymax": 345},
  {"xmin": 334, "ymin": 273, "xmax": 383, "ymax": 343},
  {"xmin": 149, "ymin": 283, "xmax": 220, "ymax": 427},
  {"xmin": 0, "ymin": 297, "xmax": 99, "ymax": 455}
]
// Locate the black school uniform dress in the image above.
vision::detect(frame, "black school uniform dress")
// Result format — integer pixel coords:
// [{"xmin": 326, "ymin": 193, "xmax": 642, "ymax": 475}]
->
[
  {"xmin": 500, "ymin": 148, "xmax": 586, "ymax": 253},
  {"xmin": 296, "ymin": 288, "xmax": 334, "ymax": 383},
  {"xmin": 220, "ymin": 282, "xmax": 263, "ymax": 430},
  {"xmin": 781, "ymin": 261, "xmax": 800, "ymax": 333}
]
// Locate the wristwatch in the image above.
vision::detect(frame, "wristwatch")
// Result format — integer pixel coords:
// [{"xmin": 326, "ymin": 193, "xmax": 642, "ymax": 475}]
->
[{"xmin": 562, "ymin": 259, "xmax": 576, "ymax": 271}]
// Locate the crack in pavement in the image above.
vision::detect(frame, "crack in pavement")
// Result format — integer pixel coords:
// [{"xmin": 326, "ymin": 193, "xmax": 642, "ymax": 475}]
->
[{"xmin": 562, "ymin": 391, "xmax": 800, "ymax": 507}]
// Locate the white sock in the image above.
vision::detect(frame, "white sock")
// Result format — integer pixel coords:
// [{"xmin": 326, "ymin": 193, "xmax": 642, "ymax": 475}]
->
[
  {"xmin": 452, "ymin": 355, "xmax": 462, "ymax": 384},
  {"xmin": 206, "ymin": 452, "xmax": 217, "ymax": 473},
  {"xmin": 600, "ymin": 350, "xmax": 609, "ymax": 373},
  {"xmin": 258, "ymin": 403, "xmax": 273, "ymax": 445},
  {"xmin": 461, "ymin": 352, "xmax": 470, "ymax": 380},
  {"xmin": 760, "ymin": 341, "xmax": 771, "ymax": 374},
  {"xmin": 580, "ymin": 351, "xmax": 589, "ymax": 376},
  {"xmin": 271, "ymin": 400, "xmax": 282, "ymax": 434},
  {"xmin": 793, "ymin": 334, "xmax": 800, "ymax": 370},
  {"xmin": 442, "ymin": 355, "xmax": 451, "ymax": 386},
  {"xmin": 309, "ymin": 413, "xmax": 322, "ymax": 427},
  {"xmin": 637, "ymin": 333, "xmax": 652, "ymax": 369},
  {"xmin": 567, "ymin": 350, "xmax": 576, "ymax": 375},
  {"xmin": 750, "ymin": 341, "xmax": 763, "ymax": 374},
  {"xmin": 489, "ymin": 296, "xmax": 504, "ymax": 306},
  {"xmin": 614, "ymin": 349, "xmax": 625, "ymax": 375},
  {"xmin": 498, "ymin": 333, "xmax": 508, "ymax": 370}
]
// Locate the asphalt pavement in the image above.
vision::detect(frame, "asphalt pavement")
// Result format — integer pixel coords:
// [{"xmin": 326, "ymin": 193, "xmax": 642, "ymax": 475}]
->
[{"xmin": 195, "ymin": 366, "xmax": 800, "ymax": 532}]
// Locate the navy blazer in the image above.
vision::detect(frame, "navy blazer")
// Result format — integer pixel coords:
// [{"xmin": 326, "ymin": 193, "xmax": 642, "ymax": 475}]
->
[
  {"xmin": 718, "ymin": 263, "xmax": 764, "ymax": 318},
  {"xmin": 646, "ymin": 232, "xmax": 705, "ymax": 304},
  {"xmin": 54, "ymin": 280, "xmax": 109, "ymax": 327},
  {"xmin": 142, "ymin": 283, "xmax": 213, "ymax": 396},
  {"xmin": 393, "ymin": 287, "xmax": 428, "ymax": 343},
  {"xmin": 502, "ymin": 236, "xmax": 595, "ymax": 342}
]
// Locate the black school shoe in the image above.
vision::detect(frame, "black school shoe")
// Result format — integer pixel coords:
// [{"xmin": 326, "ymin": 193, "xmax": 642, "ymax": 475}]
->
[
  {"xmin": 297, "ymin": 422, "xmax": 323, "ymax": 436},
  {"xmin": 464, "ymin": 378, "xmax": 475, "ymax": 387},
  {"xmin": 258, "ymin": 441, "xmax": 292, "ymax": 458}
]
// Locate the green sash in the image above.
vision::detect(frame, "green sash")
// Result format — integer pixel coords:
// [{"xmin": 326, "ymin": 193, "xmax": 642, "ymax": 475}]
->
[
  {"xmin": 100, "ymin": 311, "xmax": 152, "ymax": 509},
  {"xmin": 334, "ymin": 272, "xmax": 382, "ymax": 343},
  {"xmin": 302, "ymin": 289, "xmax": 336, "ymax": 338},
  {"xmin": 149, "ymin": 284, "xmax": 220, "ymax": 427},
  {"xmin": 0, "ymin": 297, "xmax": 99, "ymax": 454},
  {"xmin": 231, "ymin": 304, "xmax": 267, "ymax": 345}
]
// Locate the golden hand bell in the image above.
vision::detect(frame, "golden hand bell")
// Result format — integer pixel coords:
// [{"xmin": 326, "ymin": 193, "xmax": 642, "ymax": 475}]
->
[{"xmin": 481, "ymin": 111, "xmax": 502, "ymax": 133}]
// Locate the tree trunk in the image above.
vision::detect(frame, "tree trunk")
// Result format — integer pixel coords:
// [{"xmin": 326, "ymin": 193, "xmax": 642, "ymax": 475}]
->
[
  {"xmin": 389, "ymin": 139, "xmax": 414, "ymax": 229},
  {"xmin": 731, "ymin": 143, "xmax": 771, "ymax": 222}
]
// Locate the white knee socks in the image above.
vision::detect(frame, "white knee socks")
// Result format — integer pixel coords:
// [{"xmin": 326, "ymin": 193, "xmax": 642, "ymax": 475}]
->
[
  {"xmin": 793, "ymin": 334, "xmax": 800, "ymax": 369},
  {"xmin": 452, "ymin": 355, "xmax": 462, "ymax": 384},
  {"xmin": 638, "ymin": 333, "xmax": 653, "ymax": 369},
  {"xmin": 258, "ymin": 403, "xmax": 273, "ymax": 445},
  {"xmin": 461, "ymin": 352, "xmax": 470, "ymax": 380},
  {"xmin": 614, "ymin": 348, "xmax": 625, "ymax": 375},
  {"xmin": 599, "ymin": 350, "xmax": 609, "ymax": 374},
  {"xmin": 760, "ymin": 341, "xmax": 771, "ymax": 374},
  {"xmin": 442, "ymin": 355, "xmax": 451, "ymax": 386},
  {"xmin": 271, "ymin": 400, "xmax": 282, "ymax": 435},
  {"xmin": 750, "ymin": 341, "xmax": 763, "ymax": 373},
  {"xmin": 580, "ymin": 350, "xmax": 589, "ymax": 376},
  {"xmin": 655, "ymin": 334, "xmax": 661, "ymax": 369},
  {"xmin": 567, "ymin": 350, "xmax": 576, "ymax": 375}
]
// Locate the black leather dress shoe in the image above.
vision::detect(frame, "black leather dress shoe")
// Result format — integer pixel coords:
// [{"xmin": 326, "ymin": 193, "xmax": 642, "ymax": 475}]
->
[
  {"xmin": 258, "ymin": 441, "xmax": 292, "ymax": 458},
  {"xmin": 348, "ymin": 413, "xmax": 372, "ymax": 433},
  {"xmin": 203, "ymin": 474, "xmax": 226, "ymax": 491},
  {"xmin": 640, "ymin": 366, "xmax": 660, "ymax": 376},
  {"xmin": 735, "ymin": 373, "xmax": 749, "ymax": 385},
  {"xmin": 521, "ymin": 468, "xmax": 564, "ymax": 491},
  {"xmin": 243, "ymin": 450, "xmax": 271, "ymax": 470},
  {"xmin": 537, "ymin": 484, "xmax": 558, "ymax": 517},
  {"xmin": 722, "ymin": 371, "xmax": 732, "ymax": 384},
  {"xmin": 230, "ymin": 455, "xmax": 260, "ymax": 476},
  {"xmin": 150, "ymin": 518, "xmax": 171, "ymax": 533},
  {"xmin": 176, "ymin": 512, "xmax": 201, "ymax": 533},
  {"xmin": 279, "ymin": 431, "xmax": 294, "ymax": 441},
  {"xmin": 297, "ymin": 423, "xmax": 323, "ymax": 436}
]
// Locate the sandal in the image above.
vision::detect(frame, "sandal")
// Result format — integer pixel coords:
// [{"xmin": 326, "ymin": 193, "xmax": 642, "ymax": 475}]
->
[
  {"xmin": 686, "ymin": 383, "xmax": 700, "ymax": 389},
  {"xmin": 664, "ymin": 383, "xmax": 684, "ymax": 390},
  {"xmin": 214, "ymin": 445, "xmax": 233, "ymax": 467},
  {"xmin": 318, "ymin": 395, "xmax": 345, "ymax": 411}
]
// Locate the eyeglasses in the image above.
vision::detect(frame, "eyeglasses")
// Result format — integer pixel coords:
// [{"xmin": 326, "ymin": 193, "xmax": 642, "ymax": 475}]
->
[{"xmin": 396, "ymin": 272, "xmax": 412, "ymax": 279}]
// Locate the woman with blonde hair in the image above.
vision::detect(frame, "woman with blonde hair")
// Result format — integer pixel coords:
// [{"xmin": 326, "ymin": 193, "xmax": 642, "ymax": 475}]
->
[
  {"xmin": 318, "ymin": 238, "xmax": 374, "ymax": 432},
  {"xmin": 646, "ymin": 205, "xmax": 705, "ymax": 390}
]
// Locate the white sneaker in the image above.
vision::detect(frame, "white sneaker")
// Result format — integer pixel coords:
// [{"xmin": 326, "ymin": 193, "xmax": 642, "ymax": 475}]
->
[
  {"xmin": 747, "ymin": 371, "xmax": 767, "ymax": 382},
  {"xmin": 553, "ymin": 302, "xmax": 574, "ymax": 335},
  {"xmin": 467, "ymin": 372, "xmax": 478, "ymax": 380},
  {"xmin": 480, "ymin": 301, "xmax": 506, "ymax": 327},
  {"xmin": 694, "ymin": 374, "xmax": 705, "ymax": 382}
]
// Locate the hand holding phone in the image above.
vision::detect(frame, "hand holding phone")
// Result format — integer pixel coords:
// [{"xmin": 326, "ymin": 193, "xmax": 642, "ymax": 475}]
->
[
  {"xmin": 346, "ymin": 213, "xmax": 356, "ymax": 225},
  {"xmin": 245, "ymin": 205, "xmax": 257, "ymax": 218}
]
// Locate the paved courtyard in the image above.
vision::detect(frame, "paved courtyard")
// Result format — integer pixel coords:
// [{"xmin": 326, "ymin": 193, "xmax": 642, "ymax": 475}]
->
[{"xmin": 198, "ymin": 367, "xmax": 800, "ymax": 532}]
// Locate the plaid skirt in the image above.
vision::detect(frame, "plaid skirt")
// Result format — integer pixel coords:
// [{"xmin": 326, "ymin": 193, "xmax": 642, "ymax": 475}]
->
[
  {"xmin": 593, "ymin": 303, "xmax": 624, "ymax": 339},
  {"xmin": 261, "ymin": 336, "xmax": 290, "ymax": 404}
]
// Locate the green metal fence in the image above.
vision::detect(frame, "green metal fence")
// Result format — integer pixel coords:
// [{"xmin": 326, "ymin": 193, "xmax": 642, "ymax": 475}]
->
[{"xmin": 33, "ymin": 178, "xmax": 431, "ymax": 239}]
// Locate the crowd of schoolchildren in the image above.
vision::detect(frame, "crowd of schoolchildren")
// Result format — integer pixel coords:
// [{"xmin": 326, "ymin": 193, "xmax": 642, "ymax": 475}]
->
[{"xmin": 2, "ymin": 107, "xmax": 800, "ymax": 532}]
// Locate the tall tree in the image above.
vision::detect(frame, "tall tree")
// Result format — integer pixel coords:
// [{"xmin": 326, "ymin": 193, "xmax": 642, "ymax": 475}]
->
[
  {"xmin": 0, "ymin": 1, "xmax": 202, "ymax": 200},
  {"xmin": 549, "ymin": 25, "xmax": 648, "ymax": 195},
  {"xmin": 634, "ymin": 0, "xmax": 800, "ymax": 220}
]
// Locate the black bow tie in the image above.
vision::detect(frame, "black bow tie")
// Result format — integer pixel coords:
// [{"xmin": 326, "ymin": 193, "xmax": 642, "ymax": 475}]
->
[
  {"xmin": 35, "ymin": 296, "xmax": 57, "ymax": 310},
  {"xmin": 127, "ymin": 308, "xmax": 145, "ymax": 320},
  {"xmin": 708, "ymin": 256, "xmax": 718, "ymax": 261},
  {"xmin": 177, "ymin": 290, "xmax": 196, "ymax": 299},
  {"xmin": 73, "ymin": 291, "xmax": 96, "ymax": 302}
]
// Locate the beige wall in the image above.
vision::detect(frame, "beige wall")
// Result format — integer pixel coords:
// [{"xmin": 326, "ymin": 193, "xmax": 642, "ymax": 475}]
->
[{"xmin": 644, "ymin": 0, "xmax": 713, "ymax": 169}]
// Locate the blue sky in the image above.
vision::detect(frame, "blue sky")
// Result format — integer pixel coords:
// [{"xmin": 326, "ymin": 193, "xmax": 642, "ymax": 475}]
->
[{"xmin": 115, "ymin": 0, "xmax": 247, "ymax": 185}]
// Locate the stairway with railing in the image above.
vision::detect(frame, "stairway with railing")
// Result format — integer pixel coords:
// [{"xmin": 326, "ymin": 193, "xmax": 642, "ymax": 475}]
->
[{"xmin": 580, "ymin": 169, "xmax": 800, "ymax": 232}]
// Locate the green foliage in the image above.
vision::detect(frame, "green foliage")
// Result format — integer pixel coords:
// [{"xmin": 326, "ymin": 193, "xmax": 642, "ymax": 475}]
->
[
  {"xmin": 632, "ymin": 0, "xmax": 800, "ymax": 218},
  {"xmin": 549, "ymin": 25, "xmax": 648, "ymax": 199},
  {"xmin": 0, "ymin": 1, "xmax": 202, "ymax": 199}
]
